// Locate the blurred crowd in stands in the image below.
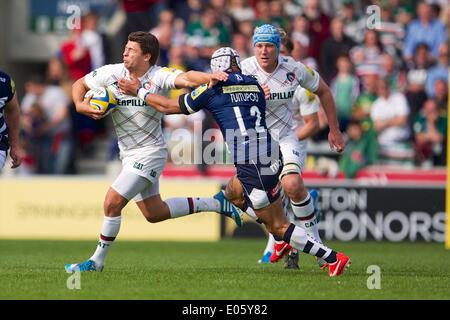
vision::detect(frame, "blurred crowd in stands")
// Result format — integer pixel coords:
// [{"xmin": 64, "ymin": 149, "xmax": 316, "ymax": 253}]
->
[{"xmin": 15, "ymin": 0, "xmax": 449, "ymax": 177}]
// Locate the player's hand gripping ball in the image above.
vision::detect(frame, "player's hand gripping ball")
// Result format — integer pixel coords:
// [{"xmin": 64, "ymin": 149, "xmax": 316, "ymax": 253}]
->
[{"xmin": 85, "ymin": 87, "xmax": 117, "ymax": 117}]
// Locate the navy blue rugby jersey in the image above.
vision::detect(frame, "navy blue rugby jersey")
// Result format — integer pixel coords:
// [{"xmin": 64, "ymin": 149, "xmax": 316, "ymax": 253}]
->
[
  {"xmin": 0, "ymin": 70, "xmax": 16, "ymax": 135},
  {"xmin": 179, "ymin": 72, "xmax": 278, "ymax": 164}
]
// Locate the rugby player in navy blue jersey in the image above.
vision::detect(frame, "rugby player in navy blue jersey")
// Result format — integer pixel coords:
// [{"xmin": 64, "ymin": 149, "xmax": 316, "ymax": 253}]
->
[
  {"xmin": 119, "ymin": 47, "xmax": 351, "ymax": 277},
  {"xmin": 0, "ymin": 70, "xmax": 24, "ymax": 171}
]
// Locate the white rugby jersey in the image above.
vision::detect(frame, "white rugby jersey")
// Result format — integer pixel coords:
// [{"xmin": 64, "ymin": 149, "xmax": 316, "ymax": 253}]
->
[
  {"xmin": 84, "ymin": 63, "xmax": 182, "ymax": 152},
  {"xmin": 291, "ymin": 87, "xmax": 320, "ymax": 131},
  {"xmin": 241, "ymin": 55, "xmax": 320, "ymax": 140}
]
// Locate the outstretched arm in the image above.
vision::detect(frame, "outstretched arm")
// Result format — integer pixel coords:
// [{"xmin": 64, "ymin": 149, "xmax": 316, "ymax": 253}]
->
[{"xmin": 174, "ymin": 71, "xmax": 228, "ymax": 89}]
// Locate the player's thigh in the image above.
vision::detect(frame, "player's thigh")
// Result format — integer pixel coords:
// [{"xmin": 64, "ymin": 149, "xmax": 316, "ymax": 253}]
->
[
  {"xmin": 111, "ymin": 168, "xmax": 151, "ymax": 201},
  {"xmin": 107, "ymin": 169, "xmax": 152, "ymax": 215},
  {"xmin": 121, "ymin": 146, "xmax": 168, "ymax": 185}
]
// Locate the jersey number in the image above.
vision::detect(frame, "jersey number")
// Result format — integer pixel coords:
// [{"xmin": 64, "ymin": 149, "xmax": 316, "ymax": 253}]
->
[{"xmin": 233, "ymin": 105, "xmax": 265, "ymax": 136}]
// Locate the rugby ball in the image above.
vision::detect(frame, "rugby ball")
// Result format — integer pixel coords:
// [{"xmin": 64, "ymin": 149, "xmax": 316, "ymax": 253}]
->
[{"xmin": 85, "ymin": 87, "xmax": 117, "ymax": 116}]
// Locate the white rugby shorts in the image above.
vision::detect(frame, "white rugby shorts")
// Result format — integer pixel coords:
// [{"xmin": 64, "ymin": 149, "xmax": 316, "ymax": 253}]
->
[
  {"xmin": 279, "ymin": 132, "xmax": 307, "ymax": 172},
  {"xmin": 119, "ymin": 145, "xmax": 168, "ymax": 183}
]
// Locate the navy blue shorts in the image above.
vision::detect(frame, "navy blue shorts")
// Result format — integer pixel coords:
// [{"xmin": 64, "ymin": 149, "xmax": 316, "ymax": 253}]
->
[{"xmin": 236, "ymin": 159, "xmax": 283, "ymax": 210}]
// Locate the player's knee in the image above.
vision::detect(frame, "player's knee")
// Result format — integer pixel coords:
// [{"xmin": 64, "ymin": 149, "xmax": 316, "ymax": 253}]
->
[
  {"xmin": 225, "ymin": 177, "xmax": 244, "ymax": 207},
  {"xmin": 268, "ymin": 222, "xmax": 287, "ymax": 239},
  {"xmin": 104, "ymin": 197, "xmax": 126, "ymax": 217},
  {"xmin": 281, "ymin": 174, "xmax": 306, "ymax": 200},
  {"xmin": 145, "ymin": 214, "xmax": 163, "ymax": 223}
]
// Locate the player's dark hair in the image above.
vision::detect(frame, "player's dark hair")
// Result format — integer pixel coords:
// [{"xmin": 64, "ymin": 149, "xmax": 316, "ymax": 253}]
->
[{"xmin": 128, "ymin": 31, "xmax": 160, "ymax": 66}]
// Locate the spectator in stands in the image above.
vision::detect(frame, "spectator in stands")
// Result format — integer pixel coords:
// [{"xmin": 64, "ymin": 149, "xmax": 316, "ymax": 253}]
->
[
  {"xmin": 232, "ymin": 32, "xmax": 252, "ymax": 60},
  {"xmin": 391, "ymin": 0, "xmax": 414, "ymax": 26},
  {"xmin": 81, "ymin": 12, "xmax": 105, "ymax": 70},
  {"xmin": 426, "ymin": 43, "xmax": 448, "ymax": 98},
  {"xmin": 227, "ymin": 0, "xmax": 255, "ymax": 24},
  {"xmin": 282, "ymin": 0, "xmax": 302, "ymax": 19},
  {"xmin": 413, "ymin": 99, "xmax": 447, "ymax": 167},
  {"xmin": 339, "ymin": 0, "xmax": 365, "ymax": 44},
  {"xmin": 403, "ymin": 2, "xmax": 447, "ymax": 62},
  {"xmin": 346, "ymin": 68, "xmax": 378, "ymax": 169},
  {"xmin": 378, "ymin": 2, "xmax": 405, "ymax": 60},
  {"xmin": 350, "ymin": 29, "xmax": 384, "ymax": 77},
  {"xmin": 443, "ymin": 5, "xmax": 450, "ymax": 37},
  {"xmin": 46, "ymin": 57, "xmax": 73, "ymax": 98},
  {"xmin": 352, "ymin": 71, "xmax": 379, "ymax": 123},
  {"xmin": 291, "ymin": 15, "xmax": 310, "ymax": 53},
  {"xmin": 210, "ymin": 0, "xmax": 234, "ymax": 33},
  {"xmin": 186, "ymin": 4, "xmax": 230, "ymax": 70},
  {"xmin": 371, "ymin": 78, "xmax": 413, "ymax": 165},
  {"xmin": 320, "ymin": 17, "xmax": 356, "ymax": 82},
  {"xmin": 20, "ymin": 76, "xmax": 48, "ymax": 174},
  {"xmin": 254, "ymin": 1, "xmax": 272, "ymax": 27},
  {"xmin": 21, "ymin": 74, "xmax": 73, "ymax": 174},
  {"xmin": 237, "ymin": 19, "xmax": 255, "ymax": 39},
  {"xmin": 330, "ymin": 54, "xmax": 360, "ymax": 131},
  {"xmin": 405, "ymin": 43, "xmax": 432, "ymax": 127},
  {"xmin": 60, "ymin": 27, "xmax": 91, "ymax": 81},
  {"xmin": 380, "ymin": 53, "xmax": 406, "ymax": 93},
  {"xmin": 269, "ymin": 0, "xmax": 289, "ymax": 32},
  {"xmin": 339, "ymin": 119, "xmax": 377, "ymax": 178},
  {"xmin": 433, "ymin": 78, "xmax": 448, "ymax": 113},
  {"xmin": 151, "ymin": 9, "xmax": 175, "ymax": 66},
  {"xmin": 121, "ymin": 0, "xmax": 163, "ymax": 36},
  {"xmin": 290, "ymin": 40, "xmax": 317, "ymax": 70},
  {"xmin": 303, "ymin": 0, "xmax": 331, "ymax": 60},
  {"xmin": 170, "ymin": 0, "xmax": 203, "ymax": 25}
]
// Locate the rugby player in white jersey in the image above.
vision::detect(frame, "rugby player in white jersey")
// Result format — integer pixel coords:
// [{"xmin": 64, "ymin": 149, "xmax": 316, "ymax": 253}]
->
[
  {"xmin": 65, "ymin": 31, "xmax": 241, "ymax": 272},
  {"xmin": 225, "ymin": 25, "xmax": 345, "ymax": 266},
  {"xmin": 246, "ymin": 38, "xmax": 322, "ymax": 268}
]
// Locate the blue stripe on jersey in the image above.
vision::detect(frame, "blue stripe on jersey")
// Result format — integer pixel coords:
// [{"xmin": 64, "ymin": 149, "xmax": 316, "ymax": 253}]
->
[{"xmin": 0, "ymin": 114, "xmax": 5, "ymax": 134}]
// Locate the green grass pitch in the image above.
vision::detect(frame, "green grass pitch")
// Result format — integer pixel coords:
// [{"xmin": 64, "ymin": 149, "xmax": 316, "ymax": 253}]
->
[{"xmin": 1, "ymin": 240, "xmax": 449, "ymax": 299}]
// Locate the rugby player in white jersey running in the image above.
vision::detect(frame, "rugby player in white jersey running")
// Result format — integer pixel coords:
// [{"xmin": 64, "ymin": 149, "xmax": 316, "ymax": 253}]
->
[
  {"xmin": 66, "ymin": 31, "xmax": 241, "ymax": 272},
  {"xmin": 225, "ymin": 24, "xmax": 345, "ymax": 266},
  {"xmin": 244, "ymin": 37, "xmax": 322, "ymax": 268}
]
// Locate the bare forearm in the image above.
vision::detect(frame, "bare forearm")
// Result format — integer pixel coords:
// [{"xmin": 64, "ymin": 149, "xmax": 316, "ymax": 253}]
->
[
  {"xmin": 176, "ymin": 71, "xmax": 210, "ymax": 88},
  {"xmin": 319, "ymin": 90, "xmax": 340, "ymax": 131},
  {"xmin": 72, "ymin": 78, "xmax": 89, "ymax": 110},
  {"xmin": 316, "ymin": 80, "xmax": 340, "ymax": 131},
  {"xmin": 145, "ymin": 94, "xmax": 182, "ymax": 114}
]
